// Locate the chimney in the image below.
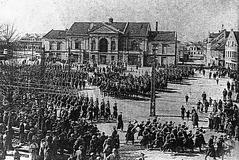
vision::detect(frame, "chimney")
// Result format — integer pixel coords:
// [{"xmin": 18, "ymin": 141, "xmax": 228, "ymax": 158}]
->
[
  {"xmin": 156, "ymin": 21, "xmax": 158, "ymax": 31},
  {"xmin": 109, "ymin": 17, "xmax": 113, "ymax": 24}
]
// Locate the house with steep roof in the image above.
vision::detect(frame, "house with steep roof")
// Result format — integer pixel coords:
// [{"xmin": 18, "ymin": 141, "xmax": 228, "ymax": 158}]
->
[
  {"xmin": 225, "ymin": 29, "xmax": 239, "ymax": 70},
  {"xmin": 206, "ymin": 29, "xmax": 230, "ymax": 67},
  {"xmin": 148, "ymin": 30, "xmax": 177, "ymax": 66}
]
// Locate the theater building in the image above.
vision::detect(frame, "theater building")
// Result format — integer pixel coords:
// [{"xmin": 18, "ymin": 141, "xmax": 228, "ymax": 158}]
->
[
  {"xmin": 43, "ymin": 18, "xmax": 150, "ymax": 66},
  {"xmin": 42, "ymin": 18, "xmax": 178, "ymax": 66}
]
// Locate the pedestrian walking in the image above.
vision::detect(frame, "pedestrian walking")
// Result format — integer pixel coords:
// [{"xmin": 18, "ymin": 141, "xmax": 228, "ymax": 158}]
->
[
  {"xmin": 117, "ymin": 112, "xmax": 124, "ymax": 131},
  {"xmin": 205, "ymin": 135, "xmax": 216, "ymax": 160},
  {"xmin": 185, "ymin": 94, "xmax": 189, "ymax": 104},
  {"xmin": 186, "ymin": 110, "xmax": 190, "ymax": 121},
  {"xmin": 227, "ymin": 81, "xmax": 231, "ymax": 90},
  {"xmin": 192, "ymin": 112, "xmax": 199, "ymax": 128},
  {"xmin": 216, "ymin": 77, "xmax": 219, "ymax": 85},
  {"xmin": 181, "ymin": 105, "xmax": 186, "ymax": 120}
]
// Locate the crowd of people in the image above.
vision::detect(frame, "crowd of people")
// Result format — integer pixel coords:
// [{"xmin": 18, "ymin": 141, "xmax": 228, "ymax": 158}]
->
[
  {"xmin": 0, "ymin": 91, "xmax": 123, "ymax": 160},
  {"xmin": 88, "ymin": 66, "xmax": 194, "ymax": 98},
  {"xmin": 125, "ymin": 118, "xmax": 206, "ymax": 152},
  {"xmin": 1, "ymin": 61, "xmax": 239, "ymax": 160}
]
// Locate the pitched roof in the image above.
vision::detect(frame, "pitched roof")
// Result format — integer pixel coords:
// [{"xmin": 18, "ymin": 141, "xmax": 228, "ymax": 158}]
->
[
  {"xmin": 67, "ymin": 22, "xmax": 101, "ymax": 36},
  {"xmin": 67, "ymin": 22, "xmax": 150, "ymax": 37},
  {"xmin": 209, "ymin": 32, "xmax": 220, "ymax": 38},
  {"xmin": 211, "ymin": 39, "xmax": 227, "ymax": 50},
  {"xmin": 210, "ymin": 30, "xmax": 230, "ymax": 50},
  {"xmin": 43, "ymin": 30, "xmax": 66, "ymax": 39},
  {"xmin": 67, "ymin": 22, "xmax": 128, "ymax": 36},
  {"xmin": 233, "ymin": 31, "xmax": 239, "ymax": 44},
  {"xmin": 149, "ymin": 31, "xmax": 176, "ymax": 42},
  {"xmin": 124, "ymin": 22, "xmax": 150, "ymax": 37}
]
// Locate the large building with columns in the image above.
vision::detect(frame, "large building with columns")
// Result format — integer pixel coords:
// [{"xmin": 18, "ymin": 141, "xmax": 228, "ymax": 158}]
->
[
  {"xmin": 43, "ymin": 18, "xmax": 150, "ymax": 66},
  {"xmin": 42, "ymin": 18, "xmax": 178, "ymax": 66}
]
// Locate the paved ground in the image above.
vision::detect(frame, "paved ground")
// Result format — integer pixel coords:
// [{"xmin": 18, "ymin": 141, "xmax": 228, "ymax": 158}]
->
[
  {"xmin": 4, "ymin": 68, "xmax": 239, "ymax": 160},
  {"xmin": 80, "ymin": 68, "xmax": 239, "ymax": 160}
]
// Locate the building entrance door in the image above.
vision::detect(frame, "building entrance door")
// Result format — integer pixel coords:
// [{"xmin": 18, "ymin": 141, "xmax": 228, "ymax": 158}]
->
[
  {"xmin": 100, "ymin": 55, "xmax": 107, "ymax": 64},
  {"xmin": 161, "ymin": 57, "xmax": 167, "ymax": 66}
]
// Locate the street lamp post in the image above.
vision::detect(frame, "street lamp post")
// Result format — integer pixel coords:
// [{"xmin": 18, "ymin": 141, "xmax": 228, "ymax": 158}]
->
[{"xmin": 150, "ymin": 44, "xmax": 158, "ymax": 117}]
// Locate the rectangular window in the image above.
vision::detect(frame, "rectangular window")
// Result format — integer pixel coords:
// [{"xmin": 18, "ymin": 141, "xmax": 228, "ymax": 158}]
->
[
  {"xmin": 162, "ymin": 44, "xmax": 167, "ymax": 54},
  {"xmin": 75, "ymin": 41, "xmax": 80, "ymax": 49},
  {"xmin": 92, "ymin": 55, "xmax": 95, "ymax": 61},
  {"xmin": 111, "ymin": 56, "xmax": 115, "ymax": 61},
  {"xmin": 50, "ymin": 43, "xmax": 53, "ymax": 50},
  {"xmin": 57, "ymin": 42, "xmax": 61, "ymax": 50}
]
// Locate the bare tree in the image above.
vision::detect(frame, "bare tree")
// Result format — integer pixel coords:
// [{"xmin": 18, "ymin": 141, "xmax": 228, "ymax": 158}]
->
[{"xmin": 0, "ymin": 24, "xmax": 20, "ymax": 51}]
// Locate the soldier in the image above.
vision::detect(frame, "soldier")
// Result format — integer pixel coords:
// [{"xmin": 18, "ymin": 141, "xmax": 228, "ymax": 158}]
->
[
  {"xmin": 93, "ymin": 98, "xmax": 99, "ymax": 120},
  {"xmin": 205, "ymin": 135, "xmax": 216, "ymax": 160},
  {"xmin": 181, "ymin": 105, "xmax": 186, "ymax": 120},
  {"xmin": 29, "ymin": 136, "xmax": 39, "ymax": 160},
  {"xmin": 105, "ymin": 100, "xmax": 111, "ymax": 121},
  {"xmin": 227, "ymin": 81, "xmax": 231, "ymax": 90},
  {"xmin": 185, "ymin": 94, "xmax": 189, "ymax": 104},
  {"xmin": 117, "ymin": 112, "xmax": 123, "ymax": 131},
  {"xmin": 89, "ymin": 135, "xmax": 98, "ymax": 155},
  {"xmin": 223, "ymin": 89, "xmax": 227, "ymax": 102},
  {"xmin": 113, "ymin": 102, "xmax": 118, "ymax": 119},
  {"xmin": 100, "ymin": 99, "xmax": 105, "ymax": 119},
  {"xmin": 19, "ymin": 121, "xmax": 25, "ymax": 143}
]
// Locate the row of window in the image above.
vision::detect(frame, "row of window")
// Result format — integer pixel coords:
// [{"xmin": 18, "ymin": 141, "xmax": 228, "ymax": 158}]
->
[
  {"xmin": 23, "ymin": 46, "xmax": 41, "ymax": 50},
  {"xmin": 226, "ymin": 40, "xmax": 237, "ymax": 47},
  {"xmin": 225, "ymin": 51, "xmax": 237, "ymax": 58},
  {"xmin": 189, "ymin": 51, "xmax": 203, "ymax": 55},
  {"xmin": 91, "ymin": 39, "xmax": 116, "ymax": 51}
]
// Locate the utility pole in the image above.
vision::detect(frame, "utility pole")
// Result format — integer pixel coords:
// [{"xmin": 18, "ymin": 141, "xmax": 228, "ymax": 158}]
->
[
  {"xmin": 150, "ymin": 43, "xmax": 158, "ymax": 116},
  {"xmin": 68, "ymin": 46, "xmax": 71, "ymax": 74}
]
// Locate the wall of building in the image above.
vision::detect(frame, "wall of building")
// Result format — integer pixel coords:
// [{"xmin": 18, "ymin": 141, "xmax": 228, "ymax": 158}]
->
[
  {"xmin": 225, "ymin": 31, "xmax": 238, "ymax": 70},
  {"xmin": 148, "ymin": 41, "xmax": 176, "ymax": 66}
]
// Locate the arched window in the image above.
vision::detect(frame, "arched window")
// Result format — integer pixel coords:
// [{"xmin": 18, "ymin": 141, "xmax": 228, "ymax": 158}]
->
[
  {"xmin": 111, "ymin": 40, "xmax": 116, "ymax": 51},
  {"xmin": 131, "ymin": 40, "xmax": 138, "ymax": 51},
  {"xmin": 91, "ymin": 39, "xmax": 96, "ymax": 51}
]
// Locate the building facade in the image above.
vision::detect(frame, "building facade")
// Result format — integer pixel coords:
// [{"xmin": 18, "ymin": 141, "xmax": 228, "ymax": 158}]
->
[
  {"xmin": 206, "ymin": 30, "xmax": 230, "ymax": 67},
  {"xmin": 42, "ymin": 30, "xmax": 69, "ymax": 62},
  {"xmin": 42, "ymin": 18, "xmax": 179, "ymax": 66},
  {"xmin": 18, "ymin": 34, "xmax": 43, "ymax": 54},
  {"xmin": 43, "ymin": 18, "xmax": 150, "ymax": 66},
  {"xmin": 148, "ymin": 31, "xmax": 177, "ymax": 66},
  {"xmin": 225, "ymin": 29, "xmax": 239, "ymax": 70}
]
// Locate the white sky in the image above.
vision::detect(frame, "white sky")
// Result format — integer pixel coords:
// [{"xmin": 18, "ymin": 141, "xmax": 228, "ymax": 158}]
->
[{"xmin": 0, "ymin": 0, "xmax": 238, "ymax": 41}]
